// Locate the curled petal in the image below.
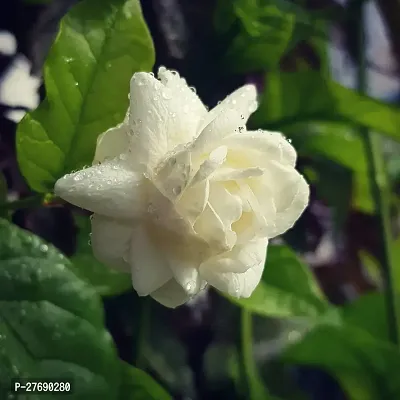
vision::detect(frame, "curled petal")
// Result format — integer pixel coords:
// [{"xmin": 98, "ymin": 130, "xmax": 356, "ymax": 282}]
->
[
  {"xmin": 223, "ymin": 130, "xmax": 297, "ymax": 167},
  {"xmin": 93, "ymin": 123, "xmax": 130, "ymax": 165},
  {"xmin": 200, "ymin": 239, "xmax": 268, "ymax": 297},
  {"xmin": 150, "ymin": 279, "xmax": 192, "ymax": 308},
  {"xmin": 167, "ymin": 258, "xmax": 205, "ymax": 296},
  {"xmin": 264, "ymin": 162, "xmax": 310, "ymax": 237},
  {"xmin": 192, "ymin": 107, "xmax": 244, "ymax": 154},
  {"xmin": 129, "ymin": 224, "xmax": 172, "ymax": 296},
  {"xmin": 54, "ymin": 159, "xmax": 145, "ymax": 219},
  {"xmin": 129, "ymin": 69, "xmax": 207, "ymax": 169},
  {"xmin": 91, "ymin": 214, "xmax": 132, "ymax": 272},
  {"xmin": 198, "ymin": 84, "xmax": 257, "ymax": 133}
]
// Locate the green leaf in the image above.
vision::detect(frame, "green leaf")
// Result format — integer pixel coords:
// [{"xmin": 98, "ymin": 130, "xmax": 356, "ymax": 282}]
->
[
  {"xmin": 0, "ymin": 218, "xmax": 120, "ymax": 398},
  {"xmin": 70, "ymin": 215, "xmax": 131, "ymax": 296},
  {"xmin": 282, "ymin": 324, "xmax": 400, "ymax": 399},
  {"xmin": 225, "ymin": 0, "xmax": 295, "ymax": 72},
  {"xmin": 225, "ymin": 244, "xmax": 332, "ymax": 319},
  {"xmin": 251, "ymin": 70, "xmax": 400, "ymax": 142},
  {"xmin": 17, "ymin": 0, "xmax": 155, "ymax": 193},
  {"xmin": 215, "ymin": 0, "xmax": 328, "ymax": 73},
  {"xmin": 340, "ymin": 292, "xmax": 399, "ymax": 343},
  {"xmin": 119, "ymin": 362, "xmax": 172, "ymax": 400}
]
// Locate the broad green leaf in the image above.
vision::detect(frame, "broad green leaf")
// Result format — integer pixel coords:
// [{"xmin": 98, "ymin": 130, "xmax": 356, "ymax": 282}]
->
[
  {"xmin": 0, "ymin": 219, "xmax": 120, "ymax": 398},
  {"xmin": 251, "ymin": 70, "xmax": 400, "ymax": 142},
  {"xmin": 226, "ymin": 244, "xmax": 332, "ymax": 319},
  {"xmin": 17, "ymin": 0, "xmax": 155, "ymax": 193},
  {"xmin": 282, "ymin": 324, "xmax": 400, "ymax": 399},
  {"xmin": 119, "ymin": 362, "xmax": 172, "ymax": 400},
  {"xmin": 70, "ymin": 215, "xmax": 131, "ymax": 296},
  {"xmin": 340, "ymin": 292, "xmax": 400, "ymax": 343}
]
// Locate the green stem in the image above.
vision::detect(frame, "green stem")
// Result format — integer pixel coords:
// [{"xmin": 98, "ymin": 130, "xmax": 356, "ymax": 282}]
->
[
  {"xmin": 0, "ymin": 194, "xmax": 43, "ymax": 211},
  {"xmin": 239, "ymin": 309, "xmax": 269, "ymax": 400},
  {"xmin": 357, "ymin": 2, "xmax": 399, "ymax": 345}
]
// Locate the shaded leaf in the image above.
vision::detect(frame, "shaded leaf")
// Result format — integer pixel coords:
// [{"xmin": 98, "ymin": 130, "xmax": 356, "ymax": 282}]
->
[
  {"xmin": 0, "ymin": 219, "xmax": 120, "ymax": 398},
  {"xmin": 119, "ymin": 362, "xmax": 172, "ymax": 400},
  {"xmin": 283, "ymin": 324, "xmax": 400, "ymax": 400},
  {"xmin": 251, "ymin": 71, "xmax": 400, "ymax": 142}
]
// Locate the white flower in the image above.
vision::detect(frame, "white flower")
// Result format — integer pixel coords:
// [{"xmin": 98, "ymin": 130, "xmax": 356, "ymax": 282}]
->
[{"xmin": 55, "ymin": 67, "xmax": 309, "ymax": 308}]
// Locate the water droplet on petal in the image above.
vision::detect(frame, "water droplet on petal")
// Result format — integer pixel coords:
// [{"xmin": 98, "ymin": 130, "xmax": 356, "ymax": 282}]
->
[
  {"xmin": 149, "ymin": 72, "xmax": 155, "ymax": 77},
  {"xmin": 161, "ymin": 88, "xmax": 172, "ymax": 99},
  {"xmin": 189, "ymin": 86, "xmax": 196, "ymax": 93}
]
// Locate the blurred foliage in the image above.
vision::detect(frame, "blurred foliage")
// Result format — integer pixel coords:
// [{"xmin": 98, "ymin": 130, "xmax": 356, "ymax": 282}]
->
[{"xmin": 1, "ymin": 0, "xmax": 400, "ymax": 399}]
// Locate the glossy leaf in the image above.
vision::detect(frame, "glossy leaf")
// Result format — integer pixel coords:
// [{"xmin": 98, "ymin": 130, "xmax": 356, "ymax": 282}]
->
[
  {"xmin": 226, "ymin": 244, "xmax": 332, "ymax": 319},
  {"xmin": 17, "ymin": 0, "xmax": 155, "ymax": 192},
  {"xmin": 70, "ymin": 215, "xmax": 131, "ymax": 296},
  {"xmin": 119, "ymin": 363, "xmax": 172, "ymax": 400},
  {"xmin": 0, "ymin": 219, "xmax": 120, "ymax": 398},
  {"xmin": 251, "ymin": 71, "xmax": 400, "ymax": 142}
]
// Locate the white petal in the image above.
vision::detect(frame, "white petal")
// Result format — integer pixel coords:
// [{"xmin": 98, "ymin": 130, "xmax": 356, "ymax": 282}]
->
[
  {"xmin": 93, "ymin": 123, "xmax": 130, "ymax": 164},
  {"xmin": 129, "ymin": 69, "xmax": 207, "ymax": 169},
  {"xmin": 200, "ymin": 239, "xmax": 268, "ymax": 297},
  {"xmin": 153, "ymin": 149, "xmax": 192, "ymax": 200},
  {"xmin": 168, "ymin": 260, "xmax": 204, "ymax": 296},
  {"xmin": 191, "ymin": 107, "xmax": 244, "ymax": 155},
  {"xmin": 223, "ymin": 130, "xmax": 297, "ymax": 167},
  {"xmin": 190, "ymin": 146, "xmax": 227, "ymax": 186},
  {"xmin": 4, "ymin": 109, "xmax": 26, "ymax": 123},
  {"xmin": 150, "ymin": 279, "xmax": 192, "ymax": 308},
  {"xmin": 129, "ymin": 224, "xmax": 172, "ymax": 296},
  {"xmin": 197, "ymin": 84, "xmax": 257, "ymax": 133},
  {"xmin": 265, "ymin": 162, "xmax": 310, "ymax": 237},
  {"xmin": 211, "ymin": 167, "xmax": 264, "ymax": 181},
  {"xmin": 0, "ymin": 31, "xmax": 16, "ymax": 55},
  {"xmin": 91, "ymin": 214, "xmax": 132, "ymax": 272},
  {"xmin": 175, "ymin": 179, "xmax": 210, "ymax": 222},
  {"xmin": 55, "ymin": 159, "xmax": 145, "ymax": 219}
]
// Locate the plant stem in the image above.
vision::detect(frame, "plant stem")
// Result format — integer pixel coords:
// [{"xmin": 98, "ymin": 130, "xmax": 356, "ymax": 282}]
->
[
  {"xmin": 0, "ymin": 194, "xmax": 43, "ymax": 211},
  {"xmin": 357, "ymin": 2, "xmax": 399, "ymax": 345},
  {"xmin": 238, "ymin": 309, "xmax": 270, "ymax": 400}
]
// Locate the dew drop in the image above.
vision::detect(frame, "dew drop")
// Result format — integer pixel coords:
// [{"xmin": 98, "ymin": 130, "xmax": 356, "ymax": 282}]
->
[
  {"xmin": 172, "ymin": 186, "xmax": 181, "ymax": 195},
  {"xmin": 189, "ymin": 86, "xmax": 196, "ymax": 93},
  {"xmin": 39, "ymin": 244, "xmax": 48, "ymax": 252},
  {"xmin": 119, "ymin": 153, "xmax": 127, "ymax": 160},
  {"xmin": 161, "ymin": 88, "xmax": 172, "ymax": 99},
  {"xmin": 287, "ymin": 138, "xmax": 292, "ymax": 143},
  {"xmin": 149, "ymin": 72, "xmax": 155, "ymax": 77}
]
